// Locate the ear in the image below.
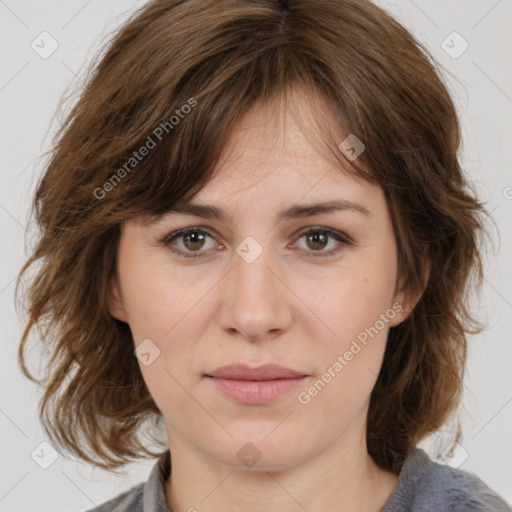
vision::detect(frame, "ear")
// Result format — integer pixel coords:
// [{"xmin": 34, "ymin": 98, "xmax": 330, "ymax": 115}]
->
[
  {"xmin": 106, "ymin": 274, "xmax": 129, "ymax": 322},
  {"xmin": 389, "ymin": 257, "xmax": 431, "ymax": 328}
]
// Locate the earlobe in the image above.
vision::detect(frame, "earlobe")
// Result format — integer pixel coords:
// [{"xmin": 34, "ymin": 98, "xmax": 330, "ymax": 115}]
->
[
  {"xmin": 390, "ymin": 257, "xmax": 431, "ymax": 327},
  {"xmin": 106, "ymin": 275, "xmax": 129, "ymax": 322},
  {"xmin": 389, "ymin": 288, "xmax": 408, "ymax": 328}
]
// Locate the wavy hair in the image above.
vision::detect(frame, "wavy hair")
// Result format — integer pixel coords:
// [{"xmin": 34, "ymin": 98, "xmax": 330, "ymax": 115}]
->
[{"xmin": 17, "ymin": 0, "xmax": 487, "ymax": 473}]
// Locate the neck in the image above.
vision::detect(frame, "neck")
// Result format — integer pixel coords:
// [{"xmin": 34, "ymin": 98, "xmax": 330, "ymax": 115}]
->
[{"xmin": 164, "ymin": 421, "xmax": 398, "ymax": 512}]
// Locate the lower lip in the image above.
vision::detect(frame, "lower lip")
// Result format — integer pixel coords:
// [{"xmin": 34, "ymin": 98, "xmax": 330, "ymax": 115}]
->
[{"xmin": 206, "ymin": 376, "xmax": 307, "ymax": 405}]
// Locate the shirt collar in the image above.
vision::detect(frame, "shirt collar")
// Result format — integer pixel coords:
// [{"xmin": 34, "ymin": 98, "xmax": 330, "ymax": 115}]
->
[{"xmin": 142, "ymin": 449, "xmax": 171, "ymax": 512}]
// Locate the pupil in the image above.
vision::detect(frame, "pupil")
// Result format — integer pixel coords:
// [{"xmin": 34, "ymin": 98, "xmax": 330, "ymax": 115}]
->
[
  {"xmin": 185, "ymin": 232, "xmax": 204, "ymax": 250},
  {"xmin": 309, "ymin": 232, "xmax": 327, "ymax": 250}
]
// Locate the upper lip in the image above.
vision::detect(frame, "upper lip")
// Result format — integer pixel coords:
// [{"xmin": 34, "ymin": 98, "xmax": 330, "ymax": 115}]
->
[{"xmin": 205, "ymin": 364, "xmax": 307, "ymax": 381}]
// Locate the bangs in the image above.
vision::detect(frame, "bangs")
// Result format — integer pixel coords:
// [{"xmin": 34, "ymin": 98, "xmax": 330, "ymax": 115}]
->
[{"xmin": 93, "ymin": 52, "xmax": 376, "ymax": 224}]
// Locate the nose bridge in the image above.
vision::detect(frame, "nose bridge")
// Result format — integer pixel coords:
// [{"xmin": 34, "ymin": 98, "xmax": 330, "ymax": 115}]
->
[
  {"xmin": 235, "ymin": 234, "xmax": 274, "ymax": 296},
  {"xmin": 218, "ymin": 233, "xmax": 291, "ymax": 340}
]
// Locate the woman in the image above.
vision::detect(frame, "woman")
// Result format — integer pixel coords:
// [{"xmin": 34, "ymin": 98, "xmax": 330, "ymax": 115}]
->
[{"xmin": 17, "ymin": 0, "xmax": 511, "ymax": 510}]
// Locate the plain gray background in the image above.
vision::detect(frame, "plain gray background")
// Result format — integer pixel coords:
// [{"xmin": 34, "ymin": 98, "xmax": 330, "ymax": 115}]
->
[{"xmin": 0, "ymin": 1, "xmax": 511, "ymax": 510}]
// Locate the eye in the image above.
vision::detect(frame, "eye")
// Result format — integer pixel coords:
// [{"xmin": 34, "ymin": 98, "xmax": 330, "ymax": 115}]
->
[
  {"xmin": 161, "ymin": 227, "xmax": 219, "ymax": 258},
  {"xmin": 160, "ymin": 226, "xmax": 352, "ymax": 259},
  {"xmin": 291, "ymin": 227, "xmax": 352, "ymax": 257}
]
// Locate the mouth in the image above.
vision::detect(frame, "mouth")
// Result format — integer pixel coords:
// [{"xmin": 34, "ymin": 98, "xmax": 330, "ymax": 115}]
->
[{"xmin": 204, "ymin": 364, "xmax": 309, "ymax": 405}]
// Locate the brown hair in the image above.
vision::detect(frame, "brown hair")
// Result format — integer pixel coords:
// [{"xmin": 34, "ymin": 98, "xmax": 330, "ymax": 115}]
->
[{"xmin": 17, "ymin": 0, "xmax": 487, "ymax": 473}]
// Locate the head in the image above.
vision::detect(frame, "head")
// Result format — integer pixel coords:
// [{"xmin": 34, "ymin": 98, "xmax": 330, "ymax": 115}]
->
[{"xmin": 18, "ymin": 0, "xmax": 486, "ymax": 474}]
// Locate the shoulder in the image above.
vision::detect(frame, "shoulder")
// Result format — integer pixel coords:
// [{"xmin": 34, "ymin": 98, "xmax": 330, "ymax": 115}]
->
[
  {"xmin": 83, "ymin": 450, "xmax": 171, "ymax": 512},
  {"xmin": 382, "ymin": 449, "xmax": 511, "ymax": 512},
  {"xmin": 415, "ymin": 460, "xmax": 512, "ymax": 511},
  {"xmin": 84, "ymin": 482, "xmax": 145, "ymax": 512}
]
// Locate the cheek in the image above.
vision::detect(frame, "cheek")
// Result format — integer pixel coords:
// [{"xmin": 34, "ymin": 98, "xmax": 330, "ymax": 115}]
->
[
  {"xmin": 119, "ymin": 253, "xmax": 212, "ymax": 389},
  {"xmin": 296, "ymin": 251, "xmax": 397, "ymax": 404},
  {"xmin": 126, "ymin": 271, "xmax": 204, "ymax": 420},
  {"xmin": 296, "ymin": 274, "xmax": 394, "ymax": 423},
  {"xmin": 308, "ymin": 261, "xmax": 396, "ymax": 343},
  {"xmin": 119, "ymin": 252, "xmax": 200, "ymax": 342}
]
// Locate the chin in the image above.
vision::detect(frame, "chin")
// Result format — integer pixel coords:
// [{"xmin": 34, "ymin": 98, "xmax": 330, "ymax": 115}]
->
[{"xmin": 205, "ymin": 430, "xmax": 310, "ymax": 472}]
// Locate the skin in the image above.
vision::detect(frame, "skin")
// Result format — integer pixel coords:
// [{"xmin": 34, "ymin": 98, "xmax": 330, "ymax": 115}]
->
[{"xmin": 108, "ymin": 92, "xmax": 423, "ymax": 512}]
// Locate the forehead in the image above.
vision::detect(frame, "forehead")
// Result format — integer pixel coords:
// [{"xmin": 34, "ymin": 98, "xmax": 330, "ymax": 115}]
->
[{"xmin": 191, "ymin": 93, "xmax": 378, "ymax": 210}]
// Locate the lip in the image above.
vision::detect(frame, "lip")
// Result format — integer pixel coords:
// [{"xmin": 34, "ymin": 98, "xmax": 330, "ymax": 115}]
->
[
  {"xmin": 205, "ymin": 364, "xmax": 308, "ymax": 405},
  {"xmin": 206, "ymin": 363, "xmax": 306, "ymax": 380}
]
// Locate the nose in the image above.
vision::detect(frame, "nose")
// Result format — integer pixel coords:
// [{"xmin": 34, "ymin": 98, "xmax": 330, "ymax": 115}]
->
[{"xmin": 217, "ymin": 237, "xmax": 293, "ymax": 343}]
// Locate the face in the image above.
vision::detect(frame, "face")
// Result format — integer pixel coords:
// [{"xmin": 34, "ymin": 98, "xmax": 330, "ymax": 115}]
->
[{"xmin": 108, "ymin": 94, "xmax": 411, "ymax": 471}]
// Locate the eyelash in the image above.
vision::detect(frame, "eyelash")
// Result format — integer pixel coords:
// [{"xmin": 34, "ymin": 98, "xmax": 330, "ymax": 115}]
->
[{"xmin": 159, "ymin": 226, "xmax": 352, "ymax": 259}]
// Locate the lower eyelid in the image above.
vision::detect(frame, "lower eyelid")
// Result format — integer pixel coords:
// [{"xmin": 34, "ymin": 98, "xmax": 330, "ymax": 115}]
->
[{"xmin": 292, "ymin": 229, "xmax": 351, "ymax": 255}]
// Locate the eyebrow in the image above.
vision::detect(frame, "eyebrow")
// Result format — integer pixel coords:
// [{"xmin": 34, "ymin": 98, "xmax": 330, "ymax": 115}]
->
[{"xmin": 167, "ymin": 199, "xmax": 371, "ymax": 223}]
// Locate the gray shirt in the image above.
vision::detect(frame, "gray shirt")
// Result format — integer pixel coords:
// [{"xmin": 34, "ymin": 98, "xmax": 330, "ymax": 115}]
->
[{"xmin": 86, "ymin": 448, "xmax": 511, "ymax": 511}]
